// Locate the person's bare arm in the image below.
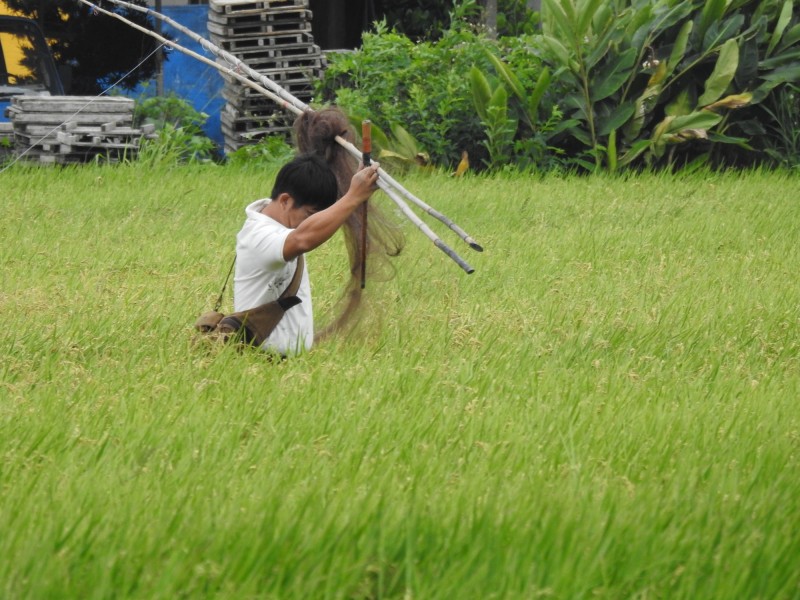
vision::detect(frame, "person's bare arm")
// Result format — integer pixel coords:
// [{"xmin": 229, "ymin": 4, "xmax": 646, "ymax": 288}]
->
[{"xmin": 283, "ymin": 164, "xmax": 379, "ymax": 261}]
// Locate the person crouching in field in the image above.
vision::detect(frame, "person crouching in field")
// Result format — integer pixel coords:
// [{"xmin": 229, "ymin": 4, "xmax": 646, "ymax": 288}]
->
[{"xmin": 233, "ymin": 153, "xmax": 380, "ymax": 357}]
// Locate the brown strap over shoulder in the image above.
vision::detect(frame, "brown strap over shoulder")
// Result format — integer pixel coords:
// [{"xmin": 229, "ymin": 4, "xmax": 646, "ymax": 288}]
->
[
  {"xmin": 215, "ymin": 256, "xmax": 305, "ymax": 347},
  {"xmin": 280, "ymin": 254, "xmax": 304, "ymax": 299}
]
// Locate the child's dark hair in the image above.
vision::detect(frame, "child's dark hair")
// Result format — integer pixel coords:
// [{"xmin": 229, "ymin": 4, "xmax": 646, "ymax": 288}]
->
[{"xmin": 271, "ymin": 153, "xmax": 338, "ymax": 210}]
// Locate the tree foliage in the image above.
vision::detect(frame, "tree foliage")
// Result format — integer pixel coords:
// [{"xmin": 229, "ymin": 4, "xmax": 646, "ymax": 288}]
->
[{"xmin": 4, "ymin": 0, "xmax": 163, "ymax": 94}]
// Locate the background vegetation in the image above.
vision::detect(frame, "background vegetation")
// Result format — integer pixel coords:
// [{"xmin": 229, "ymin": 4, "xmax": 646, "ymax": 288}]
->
[
  {"xmin": 2, "ymin": 164, "xmax": 800, "ymax": 598},
  {"xmin": 318, "ymin": 0, "xmax": 800, "ymax": 173}
]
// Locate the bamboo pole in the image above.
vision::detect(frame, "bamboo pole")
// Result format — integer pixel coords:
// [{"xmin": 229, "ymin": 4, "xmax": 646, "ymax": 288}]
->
[
  {"xmin": 360, "ymin": 119, "xmax": 371, "ymax": 289},
  {"xmin": 77, "ymin": 0, "xmax": 480, "ymax": 273},
  {"xmin": 124, "ymin": 0, "xmax": 484, "ymax": 254},
  {"xmin": 90, "ymin": 0, "xmax": 483, "ymax": 254}
]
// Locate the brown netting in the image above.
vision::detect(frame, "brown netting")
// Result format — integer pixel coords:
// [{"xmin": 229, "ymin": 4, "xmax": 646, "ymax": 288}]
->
[{"xmin": 293, "ymin": 107, "xmax": 405, "ymax": 342}]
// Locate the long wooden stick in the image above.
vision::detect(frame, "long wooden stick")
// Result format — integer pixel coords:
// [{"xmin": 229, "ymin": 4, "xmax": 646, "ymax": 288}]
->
[
  {"xmin": 90, "ymin": 0, "xmax": 483, "ymax": 253},
  {"xmin": 77, "ymin": 0, "xmax": 479, "ymax": 274},
  {"xmin": 360, "ymin": 119, "xmax": 371, "ymax": 289}
]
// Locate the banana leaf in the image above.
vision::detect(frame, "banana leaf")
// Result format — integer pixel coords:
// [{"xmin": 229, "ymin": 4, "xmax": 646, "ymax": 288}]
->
[
  {"xmin": 543, "ymin": 0, "xmax": 577, "ymax": 43},
  {"xmin": 666, "ymin": 110, "xmax": 723, "ymax": 133},
  {"xmin": 698, "ymin": 38, "xmax": 739, "ymax": 106},
  {"xmin": 707, "ymin": 131, "xmax": 754, "ymax": 149},
  {"xmin": 698, "ymin": 0, "xmax": 728, "ymax": 43},
  {"xmin": 665, "ymin": 88, "xmax": 693, "ymax": 117},
  {"xmin": 666, "ymin": 20, "xmax": 693, "ymax": 78},
  {"xmin": 777, "ymin": 23, "xmax": 800, "ymax": 53},
  {"xmin": 767, "ymin": 0, "xmax": 793, "ymax": 57},
  {"xmin": 590, "ymin": 48, "xmax": 637, "ymax": 102},
  {"xmin": 469, "ymin": 66, "xmax": 493, "ymax": 121},
  {"xmin": 702, "ymin": 14, "xmax": 745, "ymax": 53},
  {"xmin": 527, "ymin": 68, "xmax": 552, "ymax": 126},
  {"xmin": 597, "ymin": 101, "xmax": 636, "ymax": 136},
  {"xmin": 753, "ymin": 63, "xmax": 800, "ymax": 102},
  {"xmin": 618, "ymin": 138, "xmax": 651, "ymax": 166},
  {"xmin": 577, "ymin": 0, "xmax": 604, "ymax": 38},
  {"xmin": 485, "ymin": 52, "xmax": 525, "ymax": 102},
  {"xmin": 759, "ymin": 48, "xmax": 800, "ymax": 69},
  {"xmin": 704, "ymin": 92, "xmax": 752, "ymax": 111}
]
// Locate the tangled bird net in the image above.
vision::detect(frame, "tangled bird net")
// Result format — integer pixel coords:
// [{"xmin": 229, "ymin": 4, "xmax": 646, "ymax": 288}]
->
[{"xmin": 293, "ymin": 107, "xmax": 406, "ymax": 342}]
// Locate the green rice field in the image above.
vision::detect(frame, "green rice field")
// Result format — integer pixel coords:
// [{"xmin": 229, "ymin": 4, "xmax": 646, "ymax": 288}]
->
[{"xmin": 2, "ymin": 164, "xmax": 799, "ymax": 598}]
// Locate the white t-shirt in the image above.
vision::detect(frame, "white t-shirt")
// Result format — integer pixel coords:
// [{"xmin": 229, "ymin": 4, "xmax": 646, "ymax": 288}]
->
[{"xmin": 233, "ymin": 199, "xmax": 313, "ymax": 355}]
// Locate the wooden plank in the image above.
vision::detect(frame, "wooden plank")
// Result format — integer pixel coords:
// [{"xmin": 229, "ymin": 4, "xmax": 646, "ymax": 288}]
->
[
  {"xmin": 209, "ymin": 0, "xmax": 308, "ymax": 16},
  {"xmin": 215, "ymin": 41, "xmax": 321, "ymax": 59},
  {"xmin": 11, "ymin": 96, "xmax": 134, "ymax": 114},
  {"xmin": 214, "ymin": 31, "xmax": 314, "ymax": 50},
  {"xmin": 207, "ymin": 19, "xmax": 311, "ymax": 38},
  {"xmin": 231, "ymin": 54, "xmax": 324, "ymax": 71},
  {"xmin": 11, "ymin": 113, "xmax": 134, "ymax": 126},
  {"xmin": 207, "ymin": 8, "xmax": 311, "ymax": 26},
  {"xmin": 22, "ymin": 125, "xmax": 143, "ymax": 138}
]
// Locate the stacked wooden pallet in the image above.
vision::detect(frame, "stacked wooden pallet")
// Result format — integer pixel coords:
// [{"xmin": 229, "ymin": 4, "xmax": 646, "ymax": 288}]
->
[
  {"xmin": 7, "ymin": 96, "xmax": 155, "ymax": 165},
  {"xmin": 208, "ymin": 0, "xmax": 325, "ymax": 153}
]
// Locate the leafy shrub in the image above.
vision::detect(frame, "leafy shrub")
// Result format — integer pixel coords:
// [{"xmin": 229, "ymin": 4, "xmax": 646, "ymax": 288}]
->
[
  {"xmin": 134, "ymin": 94, "xmax": 217, "ymax": 164},
  {"xmin": 322, "ymin": 0, "xmax": 800, "ymax": 173},
  {"xmin": 317, "ymin": 12, "xmax": 559, "ymax": 171},
  {"xmin": 225, "ymin": 135, "xmax": 296, "ymax": 168},
  {"xmin": 534, "ymin": 0, "xmax": 800, "ymax": 171},
  {"xmin": 755, "ymin": 82, "xmax": 800, "ymax": 169},
  {"xmin": 317, "ymin": 19, "xmax": 495, "ymax": 169}
]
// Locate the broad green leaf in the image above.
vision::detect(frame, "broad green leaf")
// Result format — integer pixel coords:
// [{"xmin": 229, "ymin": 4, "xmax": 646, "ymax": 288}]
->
[
  {"xmin": 624, "ymin": 81, "xmax": 662, "ymax": 141},
  {"xmin": 542, "ymin": 35, "xmax": 574, "ymax": 72},
  {"xmin": 591, "ymin": 48, "xmax": 637, "ymax": 102},
  {"xmin": 469, "ymin": 66, "xmax": 492, "ymax": 121},
  {"xmin": 369, "ymin": 122, "xmax": 391, "ymax": 150},
  {"xmin": 543, "ymin": 0, "xmax": 577, "ymax": 43},
  {"xmin": 592, "ymin": 3, "xmax": 613, "ymax": 35},
  {"xmin": 665, "ymin": 89, "xmax": 693, "ymax": 117},
  {"xmin": 486, "ymin": 52, "xmax": 525, "ymax": 102},
  {"xmin": 703, "ymin": 14, "xmax": 745, "ymax": 53},
  {"xmin": 705, "ymin": 92, "xmax": 753, "ymax": 110},
  {"xmin": 618, "ymin": 138, "xmax": 651, "ymax": 166},
  {"xmin": 526, "ymin": 68, "xmax": 552, "ymax": 125},
  {"xmin": 698, "ymin": 38, "xmax": 739, "ymax": 106},
  {"xmin": 666, "ymin": 21, "xmax": 693, "ymax": 78},
  {"xmin": 666, "ymin": 110, "xmax": 723, "ymax": 134},
  {"xmin": 567, "ymin": 124, "xmax": 592, "ymax": 146},
  {"xmin": 698, "ymin": 0, "xmax": 727, "ymax": 42},
  {"xmin": 627, "ymin": 3, "xmax": 652, "ymax": 37},
  {"xmin": 489, "ymin": 85, "xmax": 509, "ymax": 122},
  {"xmin": 648, "ymin": 61, "xmax": 668, "ymax": 87},
  {"xmin": 561, "ymin": 0, "xmax": 578, "ymax": 26},
  {"xmin": 767, "ymin": 0, "xmax": 793, "ymax": 57},
  {"xmin": 597, "ymin": 101, "xmax": 635, "ymax": 136},
  {"xmin": 759, "ymin": 48, "xmax": 800, "ymax": 69},
  {"xmin": 736, "ymin": 35, "xmax": 760, "ymax": 88},
  {"xmin": 752, "ymin": 64, "xmax": 800, "ymax": 102},
  {"xmin": 778, "ymin": 23, "xmax": 800, "ymax": 52},
  {"xmin": 577, "ymin": 0, "xmax": 604, "ymax": 38},
  {"xmin": 584, "ymin": 32, "xmax": 614, "ymax": 71},
  {"xmin": 607, "ymin": 128, "xmax": 617, "ymax": 172},
  {"xmin": 631, "ymin": 22, "xmax": 652, "ymax": 55},
  {"xmin": 390, "ymin": 123, "xmax": 418, "ymax": 157},
  {"xmin": 707, "ymin": 132, "xmax": 754, "ymax": 149},
  {"xmin": 651, "ymin": 116, "xmax": 674, "ymax": 146},
  {"xmin": 655, "ymin": 1, "xmax": 695, "ymax": 31}
]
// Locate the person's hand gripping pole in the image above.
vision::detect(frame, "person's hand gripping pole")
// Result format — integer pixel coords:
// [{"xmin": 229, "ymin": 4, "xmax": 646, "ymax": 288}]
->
[{"xmin": 360, "ymin": 120, "xmax": 372, "ymax": 289}]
